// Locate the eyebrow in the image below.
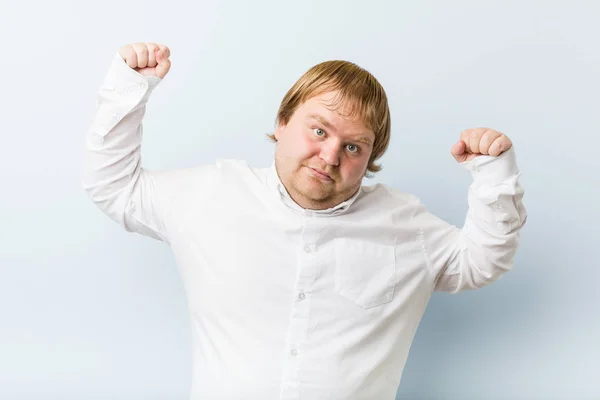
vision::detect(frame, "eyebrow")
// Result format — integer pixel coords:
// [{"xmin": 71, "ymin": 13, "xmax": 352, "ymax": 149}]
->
[
  {"xmin": 309, "ymin": 114, "xmax": 334, "ymax": 129},
  {"xmin": 308, "ymin": 114, "xmax": 372, "ymax": 145}
]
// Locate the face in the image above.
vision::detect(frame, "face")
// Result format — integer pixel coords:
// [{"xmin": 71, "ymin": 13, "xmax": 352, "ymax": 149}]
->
[{"xmin": 274, "ymin": 91, "xmax": 375, "ymax": 210}]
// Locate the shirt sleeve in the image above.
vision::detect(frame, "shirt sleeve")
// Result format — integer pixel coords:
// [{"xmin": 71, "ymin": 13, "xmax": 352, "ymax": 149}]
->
[
  {"xmin": 82, "ymin": 52, "xmax": 219, "ymax": 244},
  {"xmin": 416, "ymin": 146, "xmax": 528, "ymax": 293}
]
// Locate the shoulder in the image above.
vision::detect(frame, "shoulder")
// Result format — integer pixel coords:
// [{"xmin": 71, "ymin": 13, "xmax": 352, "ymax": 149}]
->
[
  {"xmin": 155, "ymin": 159, "xmax": 263, "ymax": 182},
  {"xmin": 214, "ymin": 159, "xmax": 270, "ymax": 186},
  {"xmin": 359, "ymin": 183, "xmax": 451, "ymax": 232},
  {"xmin": 360, "ymin": 182, "xmax": 422, "ymax": 210},
  {"xmin": 146, "ymin": 158, "xmax": 263, "ymax": 197}
]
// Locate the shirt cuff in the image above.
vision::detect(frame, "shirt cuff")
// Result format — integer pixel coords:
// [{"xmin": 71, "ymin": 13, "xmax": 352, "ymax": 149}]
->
[
  {"xmin": 100, "ymin": 52, "xmax": 162, "ymax": 95},
  {"xmin": 91, "ymin": 53, "xmax": 162, "ymax": 137},
  {"xmin": 460, "ymin": 146, "xmax": 520, "ymax": 186}
]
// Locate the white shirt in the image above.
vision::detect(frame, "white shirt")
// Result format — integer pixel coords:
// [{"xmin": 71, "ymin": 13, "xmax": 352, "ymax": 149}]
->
[{"xmin": 83, "ymin": 54, "xmax": 527, "ymax": 400}]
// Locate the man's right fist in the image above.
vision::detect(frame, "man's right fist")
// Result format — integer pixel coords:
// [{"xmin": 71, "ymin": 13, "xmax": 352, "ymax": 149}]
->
[{"xmin": 118, "ymin": 42, "xmax": 171, "ymax": 79}]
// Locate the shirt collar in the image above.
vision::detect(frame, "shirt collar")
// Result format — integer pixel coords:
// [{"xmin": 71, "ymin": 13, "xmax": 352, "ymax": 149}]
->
[{"xmin": 266, "ymin": 162, "xmax": 362, "ymax": 217}]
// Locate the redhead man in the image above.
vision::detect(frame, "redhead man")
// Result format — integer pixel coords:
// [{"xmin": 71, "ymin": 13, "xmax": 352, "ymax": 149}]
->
[{"xmin": 83, "ymin": 42, "xmax": 527, "ymax": 400}]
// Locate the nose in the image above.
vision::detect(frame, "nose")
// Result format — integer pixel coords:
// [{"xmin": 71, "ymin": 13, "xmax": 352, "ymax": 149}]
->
[{"xmin": 319, "ymin": 141, "xmax": 340, "ymax": 166}]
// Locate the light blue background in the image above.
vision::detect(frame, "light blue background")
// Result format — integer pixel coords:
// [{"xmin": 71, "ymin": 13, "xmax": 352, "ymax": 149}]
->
[{"xmin": 1, "ymin": 1, "xmax": 598, "ymax": 399}]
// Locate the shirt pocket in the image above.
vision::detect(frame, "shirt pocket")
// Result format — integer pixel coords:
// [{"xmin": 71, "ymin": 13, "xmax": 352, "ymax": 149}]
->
[{"xmin": 333, "ymin": 239, "xmax": 396, "ymax": 309}]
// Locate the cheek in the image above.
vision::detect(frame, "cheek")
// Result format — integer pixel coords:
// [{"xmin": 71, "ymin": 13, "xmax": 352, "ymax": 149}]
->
[
  {"xmin": 286, "ymin": 132, "xmax": 318, "ymax": 158},
  {"xmin": 342, "ymin": 158, "xmax": 369, "ymax": 180}
]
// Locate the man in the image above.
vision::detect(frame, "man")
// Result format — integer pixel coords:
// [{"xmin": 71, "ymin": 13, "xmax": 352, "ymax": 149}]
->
[{"xmin": 83, "ymin": 42, "xmax": 527, "ymax": 400}]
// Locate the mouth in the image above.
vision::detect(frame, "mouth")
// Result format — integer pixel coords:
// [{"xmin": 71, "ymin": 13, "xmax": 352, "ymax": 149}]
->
[{"xmin": 307, "ymin": 166, "xmax": 333, "ymax": 182}]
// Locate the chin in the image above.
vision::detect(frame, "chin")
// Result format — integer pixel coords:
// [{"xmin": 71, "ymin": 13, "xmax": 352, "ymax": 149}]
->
[{"xmin": 300, "ymin": 185, "xmax": 333, "ymax": 202}]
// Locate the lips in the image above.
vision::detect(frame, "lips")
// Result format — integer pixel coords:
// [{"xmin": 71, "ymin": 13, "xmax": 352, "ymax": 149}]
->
[{"xmin": 307, "ymin": 166, "xmax": 333, "ymax": 182}]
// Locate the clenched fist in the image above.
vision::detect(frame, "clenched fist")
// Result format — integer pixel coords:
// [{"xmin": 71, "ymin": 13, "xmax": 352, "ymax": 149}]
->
[
  {"xmin": 118, "ymin": 42, "xmax": 171, "ymax": 79},
  {"xmin": 451, "ymin": 128, "xmax": 512, "ymax": 163}
]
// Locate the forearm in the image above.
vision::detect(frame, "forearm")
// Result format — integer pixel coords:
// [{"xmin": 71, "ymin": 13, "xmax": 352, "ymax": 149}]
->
[
  {"xmin": 82, "ymin": 53, "xmax": 161, "ymax": 229},
  {"xmin": 432, "ymin": 147, "xmax": 528, "ymax": 292}
]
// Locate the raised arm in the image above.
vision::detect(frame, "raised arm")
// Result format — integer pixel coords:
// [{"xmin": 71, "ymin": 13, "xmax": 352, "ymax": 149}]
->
[
  {"xmin": 82, "ymin": 43, "xmax": 173, "ymax": 241},
  {"xmin": 420, "ymin": 128, "xmax": 528, "ymax": 293}
]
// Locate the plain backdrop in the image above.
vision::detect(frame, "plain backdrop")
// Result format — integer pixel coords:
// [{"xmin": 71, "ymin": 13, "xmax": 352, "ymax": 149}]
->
[{"xmin": 1, "ymin": 1, "xmax": 598, "ymax": 399}]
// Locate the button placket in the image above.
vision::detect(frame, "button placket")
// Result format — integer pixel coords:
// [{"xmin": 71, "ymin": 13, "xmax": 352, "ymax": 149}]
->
[
  {"xmin": 279, "ymin": 218, "xmax": 319, "ymax": 400},
  {"xmin": 304, "ymin": 243, "xmax": 316, "ymax": 253}
]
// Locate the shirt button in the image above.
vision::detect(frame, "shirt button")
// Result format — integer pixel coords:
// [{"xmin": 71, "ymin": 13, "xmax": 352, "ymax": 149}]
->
[
  {"xmin": 304, "ymin": 244, "xmax": 313, "ymax": 253},
  {"xmin": 290, "ymin": 348, "xmax": 298, "ymax": 356},
  {"xmin": 298, "ymin": 293, "xmax": 306, "ymax": 301}
]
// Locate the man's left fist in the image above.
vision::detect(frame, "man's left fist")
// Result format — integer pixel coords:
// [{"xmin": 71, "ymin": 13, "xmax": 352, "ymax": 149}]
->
[{"xmin": 451, "ymin": 128, "xmax": 512, "ymax": 163}]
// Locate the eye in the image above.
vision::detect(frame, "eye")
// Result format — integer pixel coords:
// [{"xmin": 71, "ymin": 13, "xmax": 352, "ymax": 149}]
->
[
  {"xmin": 346, "ymin": 144, "xmax": 359, "ymax": 153},
  {"xmin": 313, "ymin": 128, "xmax": 326, "ymax": 137}
]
